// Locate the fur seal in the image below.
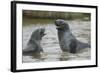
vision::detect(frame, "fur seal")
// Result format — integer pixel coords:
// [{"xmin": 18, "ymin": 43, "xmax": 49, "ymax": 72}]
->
[
  {"xmin": 55, "ymin": 19, "xmax": 90, "ymax": 53},
  {"xmin": 23, "ymin": 28, "xmax": 46, "ymax": 56}
]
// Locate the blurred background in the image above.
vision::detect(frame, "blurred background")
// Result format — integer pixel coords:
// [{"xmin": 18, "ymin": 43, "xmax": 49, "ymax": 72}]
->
[{"xmin": 23, "ymin": 10, "xmax": 91, "ymax": 25}]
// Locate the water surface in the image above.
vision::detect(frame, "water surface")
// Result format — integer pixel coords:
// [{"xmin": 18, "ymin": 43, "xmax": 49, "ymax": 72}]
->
[{"xmin": 22, "ymin": 19, "xmax": 91, "ymax": 63}]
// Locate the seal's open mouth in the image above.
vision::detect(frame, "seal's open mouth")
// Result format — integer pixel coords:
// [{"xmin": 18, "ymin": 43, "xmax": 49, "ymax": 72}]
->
[
  {"xmin": 41, "ymin": 33, "xmax": 46, "ymax": 37},
  {"xmin": 43, "ymin": 33, "xmax": 46, "ymax": 36}
]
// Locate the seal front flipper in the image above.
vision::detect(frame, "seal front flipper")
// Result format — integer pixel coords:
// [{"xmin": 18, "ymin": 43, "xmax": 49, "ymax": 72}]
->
[
  {"xmin": 69, "ymin": 39, "xmax": 77, "ymax": 53},
  {"xmin": 23, "ymin": 40, "xmax": 44, "ymax": 56},
  {"xmin": 23, "ymin": 45, "xmax": 35, "ymax": 55},
  {"xmin": 23, "ymin": 44, "xmax": 36, "ymax": 55}
]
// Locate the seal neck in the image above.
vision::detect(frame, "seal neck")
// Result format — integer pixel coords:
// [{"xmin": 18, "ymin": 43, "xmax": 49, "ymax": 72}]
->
[{"xmin": 57, "ymin": 27, "xmax": 70, "ymax": 32}]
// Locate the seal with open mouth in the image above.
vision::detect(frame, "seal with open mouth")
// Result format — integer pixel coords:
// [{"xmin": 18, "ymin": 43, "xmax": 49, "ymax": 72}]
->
[
  {"xmin": 23, "ymin": 28, "xmax": 46, "ymax": 56},
  {"xmin": 55, "ymin": 19, "xmax": 90, "ymax": 53}
]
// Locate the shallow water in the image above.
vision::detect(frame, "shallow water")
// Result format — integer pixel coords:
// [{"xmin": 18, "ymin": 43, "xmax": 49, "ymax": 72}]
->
[{"xmin": 22, "ymin": 20, "xmax": 91, "ymax": 63}]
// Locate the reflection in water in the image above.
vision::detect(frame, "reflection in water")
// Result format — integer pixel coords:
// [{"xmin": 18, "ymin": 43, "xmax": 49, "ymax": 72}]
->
[
  {"xmin": 31, "ymin": 53, "xmax": 45, "ymax": 62},
  {"xmin": 22, "ymin": 19, "xmax": 91, "ymax": 63},
  {"xmin": 59, "ymin": 52, "xmax": 73, "ymax": 61},
  {"xmin": 31, "ymin": 53, "xmax": 42, "ymax": 59}
]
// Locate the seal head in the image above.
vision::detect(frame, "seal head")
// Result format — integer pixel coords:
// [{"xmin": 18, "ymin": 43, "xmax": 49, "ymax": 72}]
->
[{"xmin": 55, "ymin": 19, "xmax": 70, "ymax": 31}]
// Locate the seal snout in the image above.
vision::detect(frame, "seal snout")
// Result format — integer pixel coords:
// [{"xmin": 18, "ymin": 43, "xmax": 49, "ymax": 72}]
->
[{"xmin": 40, "ymin": 28, "xmax": 46, "ymax": 37}]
